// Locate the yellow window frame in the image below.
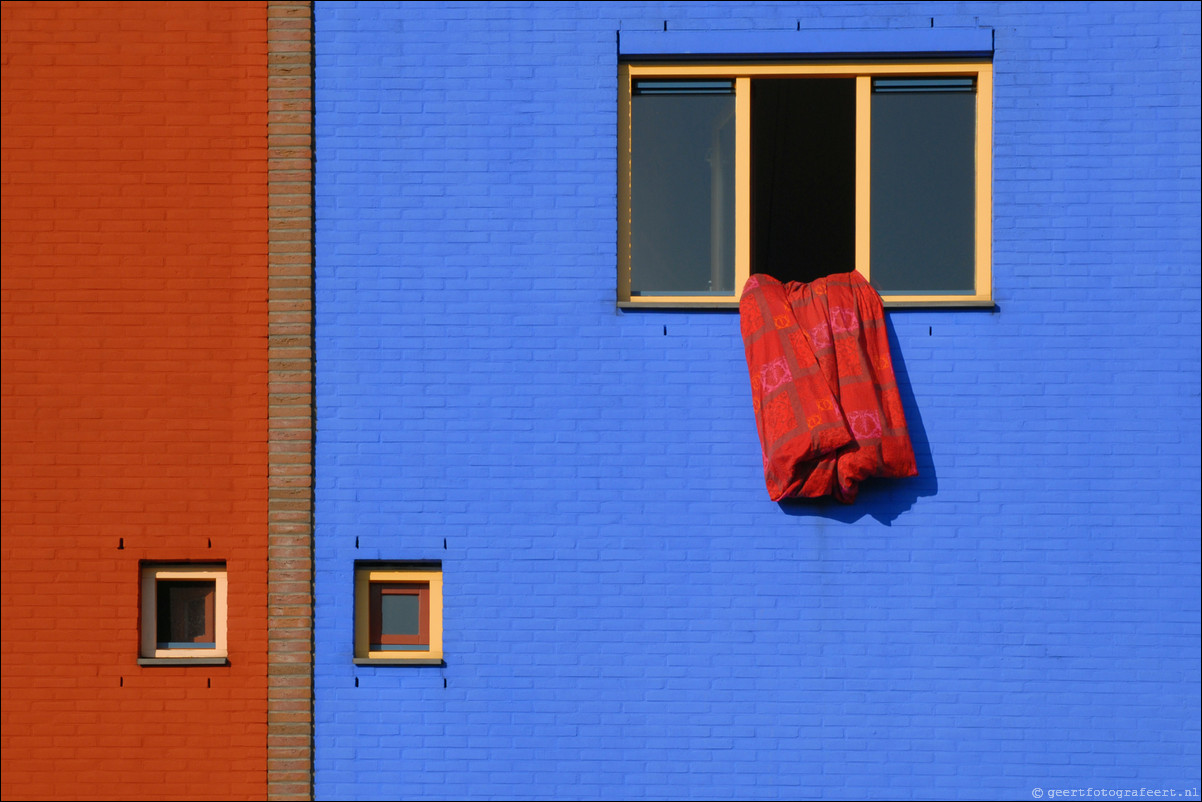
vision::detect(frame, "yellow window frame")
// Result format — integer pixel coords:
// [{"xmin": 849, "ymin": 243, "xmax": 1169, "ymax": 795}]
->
[
  {"xmin": 354, "ymin": 566, "xmax": 444, "ymax": 665},
  {"xmin": 618, "ymin": 61, "xmax": 993, "ymax": 308}
]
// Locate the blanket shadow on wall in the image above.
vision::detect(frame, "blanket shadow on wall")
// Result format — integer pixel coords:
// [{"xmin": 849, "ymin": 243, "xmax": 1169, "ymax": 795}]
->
[{"xmin": 777, "ymin": 318, "xmax": 936, "ymax": 525}]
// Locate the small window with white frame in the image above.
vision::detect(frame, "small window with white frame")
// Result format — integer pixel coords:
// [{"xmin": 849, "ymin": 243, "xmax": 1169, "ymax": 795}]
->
[{"xmin": 139, "ymin": 562, "xmax": 228, "ymax": 665}]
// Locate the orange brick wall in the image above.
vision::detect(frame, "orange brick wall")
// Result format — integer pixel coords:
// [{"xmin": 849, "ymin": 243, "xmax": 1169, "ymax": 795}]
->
[{"xmin": 1, "ymin": 2, "xmax": 270, "ymax": 799}]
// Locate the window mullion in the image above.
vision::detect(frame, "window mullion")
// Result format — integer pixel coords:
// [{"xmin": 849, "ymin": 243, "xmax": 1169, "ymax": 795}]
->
[
  {"xmin": 734, "ymin": 76, "xmax": 751, "ymax": 295},
  {"xmin": 855, "ymin": 74, "xmax": 872, "ymax": 282}
]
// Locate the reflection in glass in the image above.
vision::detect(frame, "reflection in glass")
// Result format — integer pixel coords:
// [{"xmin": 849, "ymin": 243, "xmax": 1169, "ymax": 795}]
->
[
  {"xmin": 871, "ymin": 79, "xmax": 976, "ymax": 294},
  {"xmin": 380, "ymin": 593, "xmax": 421, "ymax": 637},
  {"xmin": 631, "ymin": 82, "xmax": 735, "ymax": 295}
]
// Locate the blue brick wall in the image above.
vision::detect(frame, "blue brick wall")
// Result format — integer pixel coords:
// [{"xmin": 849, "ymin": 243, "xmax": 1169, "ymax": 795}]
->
[{"xmin": 314, "ymin": 2, "xmax": 1201, "ymax": 799}]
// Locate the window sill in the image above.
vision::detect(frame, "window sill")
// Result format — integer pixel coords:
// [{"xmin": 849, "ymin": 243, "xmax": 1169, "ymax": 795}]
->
[
  {"xmin": 618, "ymin": 299, "xmax": 996, "ymax": 311},
  {"xmin": 618, "ymin": 300, "xmax": 740, "ymax": 310},
  {"xmin": 137, "ymin": 657, "xmax": 229, "ymax": 667},
  {"xmin": 352, "ymin": 657, "xmax": 444, "ymax": 667},
  {"xmin": 883, "ymin": 298, "xmax": 996, "ymax": 309}
]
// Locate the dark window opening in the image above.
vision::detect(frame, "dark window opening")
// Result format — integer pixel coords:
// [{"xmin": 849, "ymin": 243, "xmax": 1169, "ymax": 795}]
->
[
  {"xmin": 156, "ymin": 580, "xmax": 216, "ymax": 648},
  {"xmin": 752, "ymin": 78, "xmax": 856, "ymax": 285}
]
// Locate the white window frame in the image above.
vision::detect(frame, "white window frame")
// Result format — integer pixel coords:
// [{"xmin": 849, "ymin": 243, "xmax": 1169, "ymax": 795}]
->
[{"xmin": 139, "ymin": 563, "xmax": 228, "ymax": 663}]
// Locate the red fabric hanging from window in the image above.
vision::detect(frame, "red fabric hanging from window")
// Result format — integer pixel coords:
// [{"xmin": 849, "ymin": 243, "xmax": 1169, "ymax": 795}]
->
[{"xmin": 739, "ymin": 272, "xmax": 918, "ymax": 503}]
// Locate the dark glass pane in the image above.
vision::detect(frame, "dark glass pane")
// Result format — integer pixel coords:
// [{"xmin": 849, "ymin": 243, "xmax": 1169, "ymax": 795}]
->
[
  {"xmin": 634, "ymin": 80, "xmax": 733, "ymax": 95},
  {"xmin": 630, "ymin": 90, "xmax": 735, "ymax": 295},
  {"xmin": 380, "ymin": 592, "xmax": 421, "ymax": 637},
  {"xmin": 873, "ymin": 77, "xmax": 975, "ymax": 93},
  {"xmin": 156, "ymin": 580, "xmax": 215, "ymax": 647},
  {"xmin": 871, "ymin": 87, "xmax": 976, "ymax": 293},
  {"xmin": 751, "ymin": 78, "xmax": 856, "ymax": 284}
]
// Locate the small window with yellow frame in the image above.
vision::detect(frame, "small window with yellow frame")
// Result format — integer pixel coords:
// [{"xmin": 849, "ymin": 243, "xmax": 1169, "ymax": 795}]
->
[{"xmin": 353, "ymin": 562, "xmax": 443, "ymax": 666}]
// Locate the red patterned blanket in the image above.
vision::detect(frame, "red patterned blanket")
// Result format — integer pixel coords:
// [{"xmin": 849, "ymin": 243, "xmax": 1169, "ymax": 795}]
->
[{"xmin": 739, "ymin": 272, "xmax": 917, "ymax": 503}]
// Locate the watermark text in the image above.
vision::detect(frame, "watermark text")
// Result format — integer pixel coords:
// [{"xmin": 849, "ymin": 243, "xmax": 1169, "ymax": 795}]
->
[{"xmin": 1032, "ymin": 789, "xmax": 1200, "ymax": 800}]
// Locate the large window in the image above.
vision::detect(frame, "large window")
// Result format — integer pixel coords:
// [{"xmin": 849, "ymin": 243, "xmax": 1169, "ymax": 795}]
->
[{"xmin": 618, "ymin": 61, "xmax": 993, "ymax": 307}]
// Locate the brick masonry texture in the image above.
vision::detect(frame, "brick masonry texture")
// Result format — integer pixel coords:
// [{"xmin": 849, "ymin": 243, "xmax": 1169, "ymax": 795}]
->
[
  {"xmin": 312, "ymin": 2, "xmax": 1200, "ymax": 800},
  {"xmin": 2, "ymin": 2, "xmax": 271, "ymax": 799},
  {"xmin": 267, "ymin": 2, "xmax": 315, "ymax": 800}
]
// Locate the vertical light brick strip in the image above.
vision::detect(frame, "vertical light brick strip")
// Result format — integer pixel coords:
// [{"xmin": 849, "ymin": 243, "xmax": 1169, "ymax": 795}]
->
[{"xmin": 268, "ymin": 2, "xmax": 314, "ymax": 800}]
